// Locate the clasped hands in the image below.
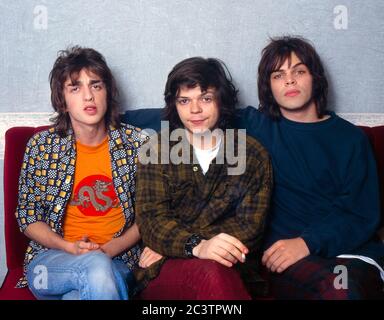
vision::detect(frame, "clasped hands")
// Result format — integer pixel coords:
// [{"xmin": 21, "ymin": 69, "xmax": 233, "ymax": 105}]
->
[{"xmin": 66, "ymin": 235, "xmax": 113, "ymax": 257}]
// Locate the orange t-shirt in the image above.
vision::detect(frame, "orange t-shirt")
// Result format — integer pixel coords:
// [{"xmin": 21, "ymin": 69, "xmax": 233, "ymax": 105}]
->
[{"xmin": 63, "ymin": 137, "xmax": 125, "ymax": 245}]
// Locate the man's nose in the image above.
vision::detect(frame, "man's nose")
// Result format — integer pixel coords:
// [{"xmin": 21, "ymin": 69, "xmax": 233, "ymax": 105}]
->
[
  {"xmin": 190, "ymin": 99, "xmax": 202, "ymax": 113},
  {"xmin": 285, "ymin": 76, "xmax": 297, "ymax": 86},
  {"xmin": 83, "ymin": 87, "xmax": 94, "ymax": 101}
]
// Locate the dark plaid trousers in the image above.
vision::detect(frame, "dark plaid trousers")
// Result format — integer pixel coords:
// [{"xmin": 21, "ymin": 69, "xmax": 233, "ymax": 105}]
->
[{"xmin": 266, "ymin": 255, "xmax": 384, "ymax": 300}]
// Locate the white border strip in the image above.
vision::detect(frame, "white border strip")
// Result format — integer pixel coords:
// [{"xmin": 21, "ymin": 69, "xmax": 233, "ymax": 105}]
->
[
  {"xmin": 338, "ymin": 113, "xmax": 384, "ymax": 127},
  {"xmin": 0, "ymin": 113, "xmax": 52, "ymax": 159}
]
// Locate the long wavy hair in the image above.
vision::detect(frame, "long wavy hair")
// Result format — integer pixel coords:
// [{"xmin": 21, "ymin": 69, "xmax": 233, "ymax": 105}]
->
[
  {"xmin": 258, "ymin": 36, "xmax": 328, "ymax": 119},
  {"xmin": 49, "ymin": 46, "xmax": 121, "ymax": 136},
  {"xmin": 163, "ymin": 57, "xmax": 238, "ymax": 130}
]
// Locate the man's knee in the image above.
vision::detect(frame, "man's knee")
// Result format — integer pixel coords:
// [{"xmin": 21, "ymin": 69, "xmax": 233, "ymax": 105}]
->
[
  {"xmin": 197, "ymin": 260, "xmax": 234, "ymax": 283},
  {"xmin": 81, "ymin": 251, "xmax": 117, "ymax": 294},
  {"xmin": 189, "ymin": 260, "xmax": 250, "ymax": 299}
]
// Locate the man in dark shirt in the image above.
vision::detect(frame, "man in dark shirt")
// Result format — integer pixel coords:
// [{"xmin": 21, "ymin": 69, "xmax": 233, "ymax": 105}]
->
[{"xmin": 242, "ymin": 36, "xmax": 384, "ymax": 299}]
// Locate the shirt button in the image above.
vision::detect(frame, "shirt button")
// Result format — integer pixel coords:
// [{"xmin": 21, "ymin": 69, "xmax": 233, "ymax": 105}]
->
[
  {"xmin": 193, "ymin": 166, "xmax": 199, "ymax": 172},
  {"xmin": 56, "ymin": 204, "xmax": 61, "ymax": 210}
]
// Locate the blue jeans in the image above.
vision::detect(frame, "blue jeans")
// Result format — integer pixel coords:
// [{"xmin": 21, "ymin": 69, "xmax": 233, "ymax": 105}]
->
[{"xmin": 26, "ymin": 249, "xmax": 135, "ymax": 300}]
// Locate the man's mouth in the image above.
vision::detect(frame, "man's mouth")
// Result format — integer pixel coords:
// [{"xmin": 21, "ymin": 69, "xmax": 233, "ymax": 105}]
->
[
  {"xmin": 84, "ymin": 105, "xmax": 97, "ymax": 115},
  {"xmin": 189, "ymin": 119, "xmax": 206, "ymax": 125},
  {"xmin": 284, "ymin": 90, "xmax": 300, "ymax": 97}
]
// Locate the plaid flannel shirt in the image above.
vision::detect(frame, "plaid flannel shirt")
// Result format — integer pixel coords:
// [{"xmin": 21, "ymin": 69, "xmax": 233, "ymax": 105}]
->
[
  {"xmin": 15, "ymin": 123, "xmax": 147, "ymax": 288},
  {"xmin": 134, "ymin": 130, "xmax": 273, "ymax": 294}
]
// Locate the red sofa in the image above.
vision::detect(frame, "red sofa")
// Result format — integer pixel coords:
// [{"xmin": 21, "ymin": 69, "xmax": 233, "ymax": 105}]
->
[{"xmin": 1, "ymin": 125, "xmax": 383, "ymax": 300}]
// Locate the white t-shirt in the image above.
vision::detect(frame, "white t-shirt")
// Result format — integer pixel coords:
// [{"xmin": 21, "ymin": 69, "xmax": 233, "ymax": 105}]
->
[{"xmin": 193, "ymin": 138, "xmax": 222, "ymax": 175}]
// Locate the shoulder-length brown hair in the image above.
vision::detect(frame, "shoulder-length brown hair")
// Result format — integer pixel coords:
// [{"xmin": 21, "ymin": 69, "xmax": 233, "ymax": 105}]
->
[
  {"xmin": 49, "ymin": 46, "xmax": 120, "ymax": 136},
  {"xmin": 163, "ymin": 57, "xmax": 238, "ymax": 130},
  {"xmin": 258, "ymin": 36, "xmax": 328, "ymax": 119}
]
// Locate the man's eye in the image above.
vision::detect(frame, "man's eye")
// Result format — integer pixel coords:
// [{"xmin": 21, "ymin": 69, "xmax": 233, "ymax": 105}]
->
[
  {"xmin": 202, "ymin": 96, "xmax": 213, "ymax": 103},
  {"xmin": 272, "ymin": 74, "xmax": 282, "ymax": 80},
  {"xmin": 177, "ymin": 99, "xmax": 189, "ymax": 105},
  {"xmin": 92, "ymin": 84, "xmax": 102, "ymax": 90},
  {"xmin": 70, "ymin": 87, "xmax": 79, "ymax": 93},
  {"xmin": 296, "ymin": 70, "xmax": 306, "ymax": 75}
]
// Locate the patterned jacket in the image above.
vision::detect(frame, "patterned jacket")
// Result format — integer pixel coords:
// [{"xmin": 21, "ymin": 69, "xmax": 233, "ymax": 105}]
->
[{"xmin": 15, "ymin": 123, "xmax": 147, "ymax": 287}]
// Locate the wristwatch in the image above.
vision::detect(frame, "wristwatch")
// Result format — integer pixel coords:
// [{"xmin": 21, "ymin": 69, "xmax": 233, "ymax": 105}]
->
[{"xmin": 184, "ymin": 234, "xmax": 203, "ymax": 258}]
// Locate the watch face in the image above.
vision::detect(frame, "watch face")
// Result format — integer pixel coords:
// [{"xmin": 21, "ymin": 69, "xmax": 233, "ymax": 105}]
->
[
  {"xmin": 185, "ymin": 235, "xmax": 202, "ymax": 257},
  {"xmin": 186, "ymin": 244, "xmax": 194, "ymax": 257}
]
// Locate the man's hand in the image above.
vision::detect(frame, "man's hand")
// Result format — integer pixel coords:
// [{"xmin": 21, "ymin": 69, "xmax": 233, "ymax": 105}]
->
[
  {"xmin": 67, "ymin": 235, "xmax": 100, "ymax": 255},
  {"xmin": 100, "ymin": 239, "xmax": 118, "ymax": 258},
  {"xmin": 192, "ymin": 233, "xmax": 248, "ymax": 267},
  {"xmin": 139, "ymin": 247, "xmax": 163, "ymax": 268},
  {"xmin": 262, "ymin": 237, "xmax": 309, "ymax": 273}
]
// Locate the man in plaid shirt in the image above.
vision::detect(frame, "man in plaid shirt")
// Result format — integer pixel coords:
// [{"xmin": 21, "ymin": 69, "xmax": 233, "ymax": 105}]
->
[{"xmin": 134, "ymin": 57, "xmax": 273, "ymax": 299}]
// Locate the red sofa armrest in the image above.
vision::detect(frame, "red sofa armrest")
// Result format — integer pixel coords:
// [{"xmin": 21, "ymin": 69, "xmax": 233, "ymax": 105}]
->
[{"xmin": 3, "ymin": 126, "xmax": 50, "ymax": 270}]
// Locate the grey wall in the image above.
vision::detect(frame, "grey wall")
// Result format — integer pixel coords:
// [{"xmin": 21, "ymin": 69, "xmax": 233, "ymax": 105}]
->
[
  {"xmin": 1, "ymin": 0, "xmax": 383, "ymax": 282},
  {"xmin": 2, "ymin": 0, "xmax": 384, "ymax": 113}
]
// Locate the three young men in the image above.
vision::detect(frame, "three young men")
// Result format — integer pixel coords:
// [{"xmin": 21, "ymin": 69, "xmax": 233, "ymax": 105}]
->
[
  {"xmin": 16, "ymin": 36, "xmax": 384, "ymax": 300},
  {"xmin": 16, "ymin": 47, "xmax": 146, "ymax": 299}
]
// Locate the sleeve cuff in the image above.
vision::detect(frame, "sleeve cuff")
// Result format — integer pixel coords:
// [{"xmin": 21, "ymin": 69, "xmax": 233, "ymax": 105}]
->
[{"xmin": 300, "ymin": 233, "xmax": 320, "ymax": 255}]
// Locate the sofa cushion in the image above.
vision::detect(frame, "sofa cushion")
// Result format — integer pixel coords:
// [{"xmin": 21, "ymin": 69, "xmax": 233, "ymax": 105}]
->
[{"xmin": 4, "ymin": 126, "xmax": 50, "ymax": 270}]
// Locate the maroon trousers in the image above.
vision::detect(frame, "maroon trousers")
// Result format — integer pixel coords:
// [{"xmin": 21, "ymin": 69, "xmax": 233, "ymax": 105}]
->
[{"xmin": 138, "ymin": 259, "xmax": 251, "ymax": 300}]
